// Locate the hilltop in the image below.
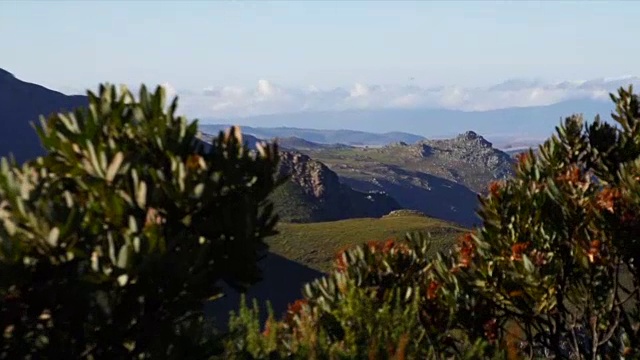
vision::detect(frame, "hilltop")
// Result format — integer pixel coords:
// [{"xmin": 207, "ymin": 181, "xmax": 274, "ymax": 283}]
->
[
  {"xmin": 197, "ymin": 131, "xmax": 401, "ymax": 223},
  {"xmin": 271, "ymin": 151, "xmax": 401, "ymax": 223},
  {"xmin": 267, "ymin": 211, "xmax": 465, "ymax": 272}
]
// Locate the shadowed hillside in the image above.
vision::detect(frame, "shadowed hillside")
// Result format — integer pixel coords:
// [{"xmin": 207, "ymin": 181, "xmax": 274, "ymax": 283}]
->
[
  {"xmin": 0, "ymin": 69, "xmax": 88, "ymax": 163},
  {"xmin": 208, "ymin": 211, "xmax": 465, "ymax": 327},
  {"xmin": 205, "ymin": 252, "xmax": 324, "ymax": 328}
]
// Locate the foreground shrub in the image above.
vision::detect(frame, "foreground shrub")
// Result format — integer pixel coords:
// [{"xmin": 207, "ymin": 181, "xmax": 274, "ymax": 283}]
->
[
  {"xmin": 0, "ymin": 85, "xmax": 282, "ymax": 359},
  {"xmin": 460, "ymin": 86, "xmax": 640, "ymax": 357},
  {"xmin": 224, "ymin": 235, "xmax": 500, "ymax": 359},
  {"xmin": 224, "ymin": 86, "xmax": 640, "ymax": 359}
]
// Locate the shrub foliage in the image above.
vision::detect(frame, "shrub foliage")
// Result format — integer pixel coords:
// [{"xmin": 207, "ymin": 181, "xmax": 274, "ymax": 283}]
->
[
  {"xmin": 224, "ymin": 87, "xmax": 640, "ymax": 359},
  {"xmin": 0, "ymin": 85, "xmax": 282, "ymax": 359}
]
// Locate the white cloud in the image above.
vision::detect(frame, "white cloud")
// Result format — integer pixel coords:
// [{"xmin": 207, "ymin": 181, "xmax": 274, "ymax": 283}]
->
[{"xmin": 105, "ymin": 76, "xmax": 640, "ymax": 118}]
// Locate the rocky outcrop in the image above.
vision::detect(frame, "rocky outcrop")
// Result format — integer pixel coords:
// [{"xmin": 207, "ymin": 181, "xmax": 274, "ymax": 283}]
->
[
  {"xmin": 373, "ymin": 131, "xmax": 515, "ymax": 193},
  {"xmin": 273, "ymin": 151, "xmax": 401, "ymax": 223},
  {"xmin": 278, "ymin": 151, "xmax": 342, "ymax": 199},
  {"xmin": 419, "ymin": 131, "xmax": 514, "ymax": 178}
]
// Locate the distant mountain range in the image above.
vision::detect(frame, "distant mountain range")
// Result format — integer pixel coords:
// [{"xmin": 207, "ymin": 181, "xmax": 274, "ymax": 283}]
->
[
  {"xmin": 201, "ymin": 98, "xmax": 615, "ymax": 145},
  {"xmin": 199, "ymin": 124, "xmax": 425, "ymax": 146}
]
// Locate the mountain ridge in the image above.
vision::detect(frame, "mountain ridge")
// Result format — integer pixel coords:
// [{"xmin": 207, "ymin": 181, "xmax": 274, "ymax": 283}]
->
[
  {"xmin": 0, "ymin": 68, "xmax": 88, "ymax": 163},
  {"xmin": 198, "ymin": 124, "xmax": 426, "ymax": 146},
  {"xmin": 200, "ymin": 98, "xmax": 614, "ymax": 142}
]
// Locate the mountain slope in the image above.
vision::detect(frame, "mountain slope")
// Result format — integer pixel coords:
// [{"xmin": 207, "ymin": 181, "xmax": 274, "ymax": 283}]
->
[
  {"xmin": 276, "ymin": 136, "xmax": 353, "ymax": 151},
  {"xmin": 0, "ymin": 69, "xmax": 88, "ymax": 163},
  {"xmin": 268, "ymin": 212, "xmax": 465, "ymax": 272},
  {"xmin": 291, "ymin": 132, "xmax": 515, "ymax": 227},
  {"xmin": 272, "ymin": 151, "xmax": 401, "ymax": 222},
  {"xmin": 208, "ymin": 211, "xmax": 464, "ymax": 327},
  {"xmin": 196, "ymin": 131, "xmax": 401, "ymax": 223}
]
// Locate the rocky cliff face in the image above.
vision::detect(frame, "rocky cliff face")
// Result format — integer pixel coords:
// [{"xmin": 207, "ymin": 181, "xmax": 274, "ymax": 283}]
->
[
  {"xmin": 278, "ymin": 151, "xmax": 342, "ymax": 199},
  {"xmin": 272, "ymin": 151, "xmax": 400, "ymax": 223}
]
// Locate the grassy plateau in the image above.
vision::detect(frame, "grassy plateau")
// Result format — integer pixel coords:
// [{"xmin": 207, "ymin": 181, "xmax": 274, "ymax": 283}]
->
[{"xmin": 266, "ymin": 213, "xmax": 466, "ymax": 273}]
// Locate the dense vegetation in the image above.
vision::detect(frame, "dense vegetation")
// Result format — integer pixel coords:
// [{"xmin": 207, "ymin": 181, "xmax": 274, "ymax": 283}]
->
[
  {"xmin": 3, "ymin": 82, "xmax": 640, "ymax": 359},
  {"xmin": 0, "ymin": 85, "xmax": 282, "ymax": 359},
  {"xmin": 224, "ymin": 87, "xmax": 640, "ymax": 358}
]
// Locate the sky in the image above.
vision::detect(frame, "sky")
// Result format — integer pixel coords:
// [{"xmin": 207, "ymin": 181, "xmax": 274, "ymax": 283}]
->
[{"xmin": 2, "ymin": 1, "xmax": 639, "ymax": 117}]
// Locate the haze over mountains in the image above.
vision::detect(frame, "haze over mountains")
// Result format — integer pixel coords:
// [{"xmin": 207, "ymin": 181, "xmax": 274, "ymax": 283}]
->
[
  {"xmin": 201, "ymin": 97, "xmax": 614, "ymax": 148},
  {"xmin": 178, "ymin": 76, "xmax": 634, "ymax": 142},
  {"xmin": 3, "ymin": 68, "xmax": 630, "ymax": 151},
  {"xmin": 199, "ymin": 124, "xmax": 426, "ymax": 146}
]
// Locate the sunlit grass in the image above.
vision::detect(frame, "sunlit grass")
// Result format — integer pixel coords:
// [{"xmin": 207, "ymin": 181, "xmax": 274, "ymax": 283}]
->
[{"xmin": 266, "ymin": 214, "xmax": 465, "ymax": 272}]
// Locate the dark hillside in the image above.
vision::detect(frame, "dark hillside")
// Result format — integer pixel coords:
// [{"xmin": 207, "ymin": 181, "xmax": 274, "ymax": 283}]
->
[{"xmin": 0, "ymin": 69, "xmax": 88, "ymax": 163}]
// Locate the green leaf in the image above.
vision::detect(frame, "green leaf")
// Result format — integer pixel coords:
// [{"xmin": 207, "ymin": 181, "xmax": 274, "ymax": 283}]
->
[
  {"xmin": 47, "ymin": 227, "xmax": 60, "ymax": 247},
  {"xmin": 136, "ymin": 181, "xmax": 147, "ymax": 208},
  {"xmin": 192, "ymin": 183, "xmax": 204, "ymax": 198},
  {"xmin": 105, "ymin": 151, "xmax": 124, "ymax": 182},
  {"xmin": 522, "ymin": 255, "xmax": 534, "ymax": 273},
  {"xmin": 86, "ymin": 140, "xmax": 104, "ymax": 178},
  {"xmin": 117, "ymin": 244, "xmax": 130, "ymax": 269}
]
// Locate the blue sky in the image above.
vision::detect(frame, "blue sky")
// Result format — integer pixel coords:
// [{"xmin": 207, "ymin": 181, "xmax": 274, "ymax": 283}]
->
[{"xmin": 2, "ymin": 0, "xmax": 638, "ymax": 94}]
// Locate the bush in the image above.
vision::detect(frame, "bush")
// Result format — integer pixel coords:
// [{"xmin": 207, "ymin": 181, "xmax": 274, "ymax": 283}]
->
[
  {"xmin": 0, "ymin": 84, "xmax": 282, "ymax": 359},
  {"xmin": 223, "ymin": 235, "xmax": 500, "ymax": 359},
  {"xmin": 223, "ymin": 86, "xmax": 640, "ymax": 359},
  {"xmin": 459, "ymin": 86, "xmax": 640, "ymax": 357}
]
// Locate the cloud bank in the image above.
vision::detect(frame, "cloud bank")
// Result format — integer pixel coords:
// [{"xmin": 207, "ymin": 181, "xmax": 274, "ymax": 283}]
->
[{"xmin": 110, "ymin": 76, "xmax": 640, "ymax": 118}]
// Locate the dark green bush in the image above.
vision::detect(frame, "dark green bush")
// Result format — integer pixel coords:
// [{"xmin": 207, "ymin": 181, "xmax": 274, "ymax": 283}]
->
[
  {"xmin": 0, "ymin": 84, "xmax": 282, "ymax": 359},
  {"xmin": 223, "ymin": 86, "xmax": 640, "ymax": 359},
  {"xmin": 223, "ymin": 236, "xmax": 500, "ymax": 359},
  {"xmin": 458, "ymin": 86, "xmax": 640, "ymax": 358}
]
